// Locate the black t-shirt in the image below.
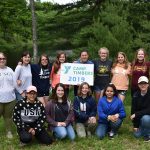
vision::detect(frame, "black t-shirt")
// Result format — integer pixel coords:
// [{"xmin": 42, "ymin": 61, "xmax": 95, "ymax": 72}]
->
[
  {"xmin": 55, "ymin": 102, "xmax": 69, "ymax": 122},
  {"xmin": 93, "ymin": 59, "xmax": 113, "ymax": 87}
]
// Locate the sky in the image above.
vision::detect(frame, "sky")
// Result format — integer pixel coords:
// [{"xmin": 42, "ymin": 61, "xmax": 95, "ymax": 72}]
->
[{"xmin": 41, "ymin": 0, "xmax": 78, "ymax": 5}]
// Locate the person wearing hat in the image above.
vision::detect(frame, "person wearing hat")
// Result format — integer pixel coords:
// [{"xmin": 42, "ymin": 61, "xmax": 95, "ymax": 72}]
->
[
  {"xmin": 131, "ymin": 76, "xmax": 150, "ymax": 141},
  {"xmin": 13, "ymin": 85, "xmax": 52, "ymax": 146}
]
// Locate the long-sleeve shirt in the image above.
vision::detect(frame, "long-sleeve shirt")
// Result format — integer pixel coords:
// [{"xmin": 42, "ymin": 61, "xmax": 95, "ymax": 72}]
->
[
  {"xmin": 131, "ymin": 88, "xmax": 150, "ymax": 128},
  {"xmin": 13, "ymin": 99, "xmax": 46, "ymax": 133},
  {"xmin": 31, "ymin": 64, "xmax": 52, "ymax": 97},
  {"xmin": 73, "ymin": 96, "xmax": 97, "ymax": 123},
  {"xmin": 14, "ymin": 64, "xmax": 32, "ymax": 94},
  {"xmin": 97, "ymin": 96, "xmax": 126, "ymax": 124},
  {"xmin": 111, "ymin": 63, "xmax": 131, "ymax": 90},
  {"xmin": 0, "ymin": 66, "xmax": 16, "ymax": 103},
  {"xmin": 45, "ymin": 100, "xmax": 74, "ymax": 130}
]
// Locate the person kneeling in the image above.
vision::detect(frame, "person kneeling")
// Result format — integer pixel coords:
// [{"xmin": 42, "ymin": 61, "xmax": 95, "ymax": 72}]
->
[
  {"xmin": 96, "ymin": 83, "xmax": 126, "ymax": 139},
  {"xmin": 13, "ymin": 86, "xmax": 52, "ymax": 146},
  {"xmin": 131, "ymin": 76, "xmax": 150, "ymax": 142},
  {"xmin": 45, "ymin": 83, "xmax": 75, "ymax": 141},
  {"xmin": 73, "ymin": 82, "xmax": 97, "ymax": 137}
]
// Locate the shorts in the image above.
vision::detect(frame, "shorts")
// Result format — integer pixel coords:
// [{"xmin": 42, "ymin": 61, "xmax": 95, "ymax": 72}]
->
[
  {"xmin": 93, "ymin": 85, "xmax": 105, "ymax": 92},
  {"xmin": 117, "ymin": 90, "xmax": 127, "ymax": 96}
]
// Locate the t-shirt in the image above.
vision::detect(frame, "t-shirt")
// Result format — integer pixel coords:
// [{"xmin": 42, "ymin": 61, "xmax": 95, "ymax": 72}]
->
[{"xmin": 93, "ymin": 59, "xmax": 113, "ymax": 88}]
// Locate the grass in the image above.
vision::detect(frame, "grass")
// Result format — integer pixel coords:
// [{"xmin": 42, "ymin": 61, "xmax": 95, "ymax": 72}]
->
[{"xmin": 0, "ymin": 90, "xmax": 149, "ymax": 150}]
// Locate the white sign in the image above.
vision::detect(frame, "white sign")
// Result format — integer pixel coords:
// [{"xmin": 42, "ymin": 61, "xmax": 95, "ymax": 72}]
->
[{"xmin": 60, "ymin": 63, "xmax": 94, "ymax": 85}]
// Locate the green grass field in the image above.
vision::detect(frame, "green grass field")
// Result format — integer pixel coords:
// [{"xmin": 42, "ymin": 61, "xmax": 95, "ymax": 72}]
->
[{"xmin": 0, "ymin": 90, "xmax": 149, "ymax": 150}]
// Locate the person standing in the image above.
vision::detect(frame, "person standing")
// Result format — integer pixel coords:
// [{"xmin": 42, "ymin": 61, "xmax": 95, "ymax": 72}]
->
[
  {"xmin": 14, "ymin": 51, "xmax": 32, "ymax": 100},
  {"xmin": 93, "ymin": 47, "xmax": 113, "ymax": 101},
  {"xmin": 111, "ymin": 52, "xmax": 131, "ymax": 101},
  {"xmin": 131, "ymin": 76, "xmax": 150, "ymax": 141},
  {"xmin": 131, "ymin": 48, "xmax": 150, "ymax": 97},
  {"xmin": 13, "ymin": 85, "xmax": 52, "ymax": 145},
  {"xmin": 31, "ymin": 54, "xmax": 52, "ymax": 107},
  {"xmin": 0, "ymin": 52, "xmax": 16, "ymax": 138}
]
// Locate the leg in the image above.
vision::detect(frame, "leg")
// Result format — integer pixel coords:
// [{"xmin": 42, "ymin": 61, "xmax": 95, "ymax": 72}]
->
[
  {"xmin": 140, "ymin": 115, "xmax": 150, "ymax": 137},
  {"xmin": 18, "ymin": 130, "xmax": 32, "ymax": 143},
  {"xmin": 76, "ymin": 123, "xmax": 86, "ymax": 137},
  {"xmin": 66, "ymin": 124, "xmax": 76, "ymax": 140},
  {"xmin": 35, "ymin": 128, "xmax": 53, "ymax": 145},
  {"xmin": 96, "ymin": 124, "xmax": 107, "ymax": 139},
  {"xmin": 118, "ymin": 94, "xmax": 125, "ymax": 101},
  {"xmin": 43, "ymin": 96, "xmax": 49, "ymax": 106},
  {"xmin": 3, "ymin": 100, "xmax": 16, "ymax": 132},
  {"xmin": 15, "ymin": 89, "xmax": 23, "ymax": 101},
  {"xmin": 74, "ymin": 85, "xmax": 78, "ymax": 96},
  {"xmin": 110, "ymin": 118, "xmax": 122, "ymax": 133},
  {"xmin": 0, "ymin": 102, "xmax": 4, "ymax": 118},
  {"xmin": 94, "ymin": 91, "xmax": 101, "ymax": 102},
  {"xmin": 53, "ymin": 126, "xmax": 67, "ymax": 139}
]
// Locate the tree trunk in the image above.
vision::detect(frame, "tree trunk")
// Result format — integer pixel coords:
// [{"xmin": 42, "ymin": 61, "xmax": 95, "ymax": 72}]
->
[{"xmin": 30, "ymin": 0, "xmax": 38, "ymax": 63}]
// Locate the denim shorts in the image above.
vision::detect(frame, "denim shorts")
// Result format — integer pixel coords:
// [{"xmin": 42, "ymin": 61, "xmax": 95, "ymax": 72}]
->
[
  {"xmin": 117, "ymin": 90, "xmax": 127, "ymax": 96},
  {"xmin": 93, "ymin": 85, "xmax": 105, "ymax": 92}
]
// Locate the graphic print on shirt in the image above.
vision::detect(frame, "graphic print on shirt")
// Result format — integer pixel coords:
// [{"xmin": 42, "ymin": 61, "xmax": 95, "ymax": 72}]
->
[
  {"xmin": 98, "ymin": 65, "xmax": 109, "ymax": 75},
  {"xmin": 39, "ymin": 68, "xmax": 50, "ymax": 79},
  {"xmin": 21, "ymin": 108, "xmax": 41, "ymax": 123},
  {"xmin": 133, "ymin": 66, "xmax": 147, "ymax": 72}
]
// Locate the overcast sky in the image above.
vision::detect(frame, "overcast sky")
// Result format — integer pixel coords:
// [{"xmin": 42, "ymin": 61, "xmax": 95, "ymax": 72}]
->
[{"xmin": 41, "ymin": 0, "xmax": 78, "ymax": 5}]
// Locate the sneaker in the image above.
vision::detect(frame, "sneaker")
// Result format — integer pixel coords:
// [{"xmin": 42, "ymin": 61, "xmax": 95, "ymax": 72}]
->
[
  {"xmin": 108, "ymin": 131, "xmax": 115, "ymax": 139},
  {"xmin": 6, "ymin": 131, "xmax": 13, "ymax": 139},
  {"xmin": 20, "ymin": 142, "xmax": 27, "ymax": 147},
  {"xmin": 144, "ymin": 136, "xmax": 150, "ymax": 142}
]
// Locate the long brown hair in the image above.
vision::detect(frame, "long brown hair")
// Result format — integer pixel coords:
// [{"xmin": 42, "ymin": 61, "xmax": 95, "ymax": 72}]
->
[
  {"xmin": 112, "ymin": 52, "xmax": 130, "ymax": 69},
  {"xmin": 51, "ymin": 83, "xmax": 67, "ymax": 103},
  {"xmin": 53, "ymin": 51, "xmax": 66, "ymax": 73}
]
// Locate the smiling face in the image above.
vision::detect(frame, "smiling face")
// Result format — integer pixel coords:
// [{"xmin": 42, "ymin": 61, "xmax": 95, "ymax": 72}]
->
[
  {"xmin": 22, "ymin": 54, "xmax": 31, "ymax": 65},
  {"xmin": 59, "ymin": 54, "xmax": 66, "ymax": 63},
  {"xmin": 117, "ymin": 53, "xmax": 125, "ymax": 64},
  {"xmin": 137, "ymin": 50, "xmax": 145, "ymax": 62},
  {"xmin": 80, "ymin": 52, "xmax": 89, "ymax": 63},
  {"xmin": 26, "ymin": 91, "xmax": 37, "ymax": 103},
  {"xmin": 56, "ymin": 86, "xmax": 64, "ymax": 99},
  {"xmin": 41, "ymin": 56, "xmax": 48, "ymax": 66},
  {"xmin": 138, "ymin": 82, "xmax": 149, "ymax": 93},
  {"xmin": 105, "ymin": 87, "xmax": 114, "ymax": 99},
  {"xmin": 99, "ymin": 48, "xmax": 108, "ymax": 61},
  {"xmin": 0, "ymin": 53, "xmax": 6, "ymax": 68},
  {"xmin": 81, "ymin": 84, "xmax": 89, "ymax": 96}
]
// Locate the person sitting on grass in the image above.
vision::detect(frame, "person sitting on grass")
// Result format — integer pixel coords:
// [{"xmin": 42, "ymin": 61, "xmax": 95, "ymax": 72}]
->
[
  {"xmin": 13, "ymin": 85, "xmax": 52, "ymax": 146},
  {"xmin": 45, "ymin": 83, "xmax": 75, "ymax": 141},
  {"xmin": 131, "ymin": 76, "xmax": 150, "ymax": 142},
  {"xmin": 73, "ymin": 82, "xmax": 97, "ymax": 137},
  {"xmin": 96, "ymin": 83, "xmax": 126, "ymax": 139}
]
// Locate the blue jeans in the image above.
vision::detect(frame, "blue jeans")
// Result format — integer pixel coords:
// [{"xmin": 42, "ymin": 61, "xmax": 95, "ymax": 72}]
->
[
  {"xmin": 96, "ymin": 119, "xmax": 122, "ymax": 139},
  {"xmin": 134, "ymin": 115, "xmax": 150, "ymax": 138},
  {"xmin": 53, "ymin": 124, "xmax": 75, "ymax": 140},
  {"xmin": 15, "ymin": 89, "xmax": 24, "ymax": 101}
]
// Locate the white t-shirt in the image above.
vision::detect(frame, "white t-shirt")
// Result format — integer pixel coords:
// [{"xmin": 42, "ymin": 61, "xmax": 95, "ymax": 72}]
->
[
  {"xmin": 15, "ymin": 64, "xmax": 32, "ymax": 94},
  {"xmin": 0, "ymin": 67, "xmax": 16, "ymax": 103}
]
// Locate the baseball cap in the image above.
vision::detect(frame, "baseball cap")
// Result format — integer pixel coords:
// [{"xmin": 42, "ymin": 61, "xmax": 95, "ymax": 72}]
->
[
  {"xmin": 26, "ymin": 85, "xmax": 37, "ymax": 93},
  {"xmin": 138, "ymin": 76, "xmax": 149, "ymax": 84}
]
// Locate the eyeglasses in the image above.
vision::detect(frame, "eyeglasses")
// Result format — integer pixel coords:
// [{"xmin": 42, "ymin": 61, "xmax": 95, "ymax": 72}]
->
[{"xmin": 0, "ymin": 58, "xmax": 6, "ymax": 61}]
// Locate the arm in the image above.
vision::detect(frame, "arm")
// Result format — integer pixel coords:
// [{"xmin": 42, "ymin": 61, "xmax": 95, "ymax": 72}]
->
[
  {"xmin": 13, "ymin": 102, "xmax": 26, "ymax": 130},
  {"xmin": 45, "ymin": 101, "xmax": 58, "ymax": 127},
  {"xmin": 65, "ymin": 101, "xmax": 74, "ymax": 125}
]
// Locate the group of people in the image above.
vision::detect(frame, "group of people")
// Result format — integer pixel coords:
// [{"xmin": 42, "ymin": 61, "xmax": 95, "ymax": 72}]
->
[{"xmin": 0, "ymin": 46, "xmax": 150, "ymax": 146}]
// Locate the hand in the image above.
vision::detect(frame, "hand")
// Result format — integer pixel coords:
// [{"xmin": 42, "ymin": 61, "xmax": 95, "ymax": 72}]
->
[
  {"xmin": 28, "ymin": 128, "xmax": 35, "ymax": 135},
  {"xmin": 130, "ymin": 114, "xmax": 135, "ymax": 120},
  {"xmin": 108, "ymin": 115, "xmax": 117, "ymax": 122},
  {"xmin": 133, "ymin": 128, "xmax": 139, "ymax": 132},
  {"xmin": 57, "ymin": 122, "xmax": 66, "ymax": 127},
  {"xmin": 88, "ymin": 117, "xmax": 96, "ymax": 124},
  {"xmin": 21, "ymin": 92, "xmax": 26, "ymax": 98},
  {"xmin": 17, "ymin": 80, "xmax": 22, "ymax": 86}
]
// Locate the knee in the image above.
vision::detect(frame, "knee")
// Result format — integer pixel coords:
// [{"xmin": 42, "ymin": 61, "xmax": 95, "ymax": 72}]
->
[
  {"xmin": 20, "ymin": 133, "xmax": 32, "ymax": 143},
  {"xmin": 56, "ymin": 129, "xmax": 67, "ymax": 139},
  {"xmin": 141, "ymin": 115, "xmax": 150, "ymax": 125},
  {"xmin": 96, "ymin": 129, "xmax": 105, "ymax": 140}
]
